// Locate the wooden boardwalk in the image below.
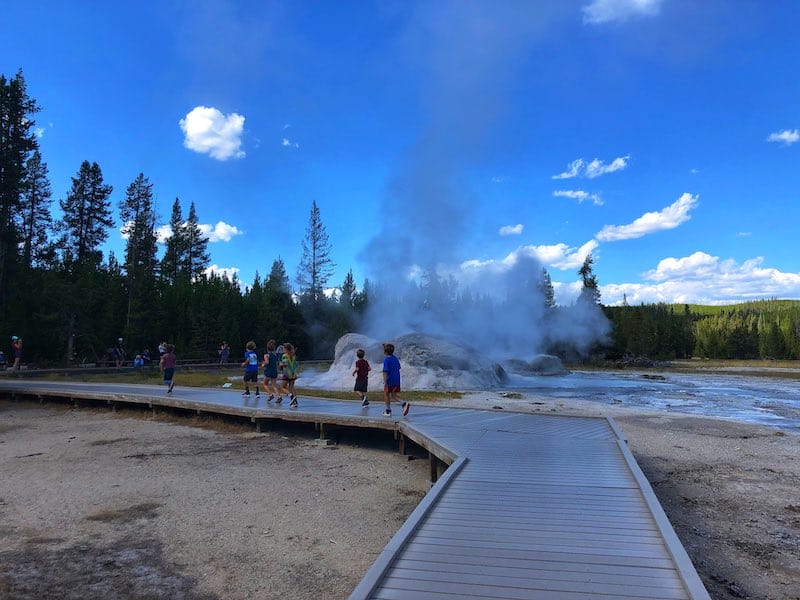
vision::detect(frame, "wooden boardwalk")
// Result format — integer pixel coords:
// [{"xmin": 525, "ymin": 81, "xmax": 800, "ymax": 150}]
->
[{"xmin": 0, "ymin": 380, "xmax": 709, "ymax": 599}]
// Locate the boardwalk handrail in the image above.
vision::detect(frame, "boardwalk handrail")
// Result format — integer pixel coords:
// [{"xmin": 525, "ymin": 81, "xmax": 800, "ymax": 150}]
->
[{"xmin": 348, "ymin": 456, "xmax": 469, "ymax": 600}]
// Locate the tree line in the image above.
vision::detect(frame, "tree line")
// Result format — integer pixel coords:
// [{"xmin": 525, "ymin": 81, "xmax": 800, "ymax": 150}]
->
[
  {"xmin": 0, "ymin": 70, "xmax": 366, "ymax": 365},
  {"xmin": 604, "ymin": 299, "xmax": 800, "ymax": 361},
  {"xmin": 4, "ymin": 70, "xmax": 797, "ymax": 368}
]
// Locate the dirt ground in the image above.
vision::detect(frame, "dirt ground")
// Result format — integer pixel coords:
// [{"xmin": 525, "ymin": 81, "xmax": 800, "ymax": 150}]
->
[
  {"xmin": 2, "ymin": 395, "xmax": 799, "ymax": 600},
  {"xmin": 0, "ymin": 401, "xmax": 428, "ymax": 600}
]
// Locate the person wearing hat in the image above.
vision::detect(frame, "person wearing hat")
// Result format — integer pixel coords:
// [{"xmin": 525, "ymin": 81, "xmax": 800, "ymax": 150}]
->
[{"xmin": 11, "ymin": 335, "xmax": 22, "ymax": 371}]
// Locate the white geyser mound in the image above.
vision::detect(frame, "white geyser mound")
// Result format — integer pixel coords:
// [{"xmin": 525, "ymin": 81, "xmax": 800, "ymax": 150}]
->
[{"xmin": 307, "ymin": 333, "xmax": 567, "ymax": 391}]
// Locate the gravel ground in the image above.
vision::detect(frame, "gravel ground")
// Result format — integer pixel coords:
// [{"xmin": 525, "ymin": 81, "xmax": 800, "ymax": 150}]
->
[
  {"xmin": 0, "ymin": 402, "xmax": 427, "ymax": 600},
  {"xmin": 2, "ymin": 393, "xmax": 799, "ymax": 600}
]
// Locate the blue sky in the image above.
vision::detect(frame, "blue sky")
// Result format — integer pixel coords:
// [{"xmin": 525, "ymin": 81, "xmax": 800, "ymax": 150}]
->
[{"xmin": 3, "ymin": 0, "xmax": 799, "ymax": 306}]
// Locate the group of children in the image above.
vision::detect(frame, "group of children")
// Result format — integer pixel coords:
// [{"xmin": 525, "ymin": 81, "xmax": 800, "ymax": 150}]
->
[
  {"xmin": 241, "ymin": 339, "xmax": 299, "ymax": 407},
  {"xmin": 158, "ymin": 339, "xmax": 410, "ymax": 418},
  {"xmin": 352, "ymin": 342, "xmax": 409, "ymax": 417}
]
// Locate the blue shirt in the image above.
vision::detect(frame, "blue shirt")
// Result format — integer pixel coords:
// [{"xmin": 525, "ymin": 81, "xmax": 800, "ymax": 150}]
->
[
  {"xmin": 382, "ymin": 355, "xmax": 401, "ymax": 386},
  {"xmin": 244, "ymin": 350, "xmax": 259, "ymax": 372}
]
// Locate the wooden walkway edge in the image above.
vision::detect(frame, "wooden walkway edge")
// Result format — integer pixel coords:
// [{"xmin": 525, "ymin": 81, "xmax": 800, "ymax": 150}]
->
[{"xmin": 0, "ymin": 380, "xmax": 710, "ymax": 599}]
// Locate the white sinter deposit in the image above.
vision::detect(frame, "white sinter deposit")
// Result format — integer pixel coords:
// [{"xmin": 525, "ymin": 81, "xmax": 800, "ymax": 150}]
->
[{"xmin": 307, "ymin": 333, "xmax": 567, "ymax": 391}]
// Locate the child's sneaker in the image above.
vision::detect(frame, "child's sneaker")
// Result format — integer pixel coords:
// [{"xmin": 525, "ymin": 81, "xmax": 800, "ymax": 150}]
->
[
  {"xmin": 242, "ymin": 391, "xmax": 250, "ymax": 397},
  {"xmin": 255, "ymin": 391, "xmax": 260, "ymax": 397},
  {"xmin": 402, "ymin": 402, "xmax": 411, "ymax": 416},
  {"xmin": 361, "ymin": 397, "xmax": 369, "ymax": 407},
  {"xmin": 289, "ymin": 396, "xmax": 298, "ymax": 408},
  {"xmin": 382, "ymin": 409, "xmax": 392, "ymax": 417},
  {"xmin": 276, "ymin": 396, "xmax": 283, "ymax": 404},
  {"xmin": 168, "ymin": 381, "xmax": 174, "ymax": 394},
  {"xmin": 268, "ymin": 395, "xmax": 274, "ymax": 402}
]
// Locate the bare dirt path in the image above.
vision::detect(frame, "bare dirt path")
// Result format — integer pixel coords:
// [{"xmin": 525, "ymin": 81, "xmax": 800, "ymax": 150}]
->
[{"xmin": 0, "ymin": 402, "xmax": 428, "ymax": 600}]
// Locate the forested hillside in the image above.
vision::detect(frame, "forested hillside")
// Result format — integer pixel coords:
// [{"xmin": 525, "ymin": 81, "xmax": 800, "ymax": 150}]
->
[{"xmin": 604, "ymin": 299, "xmax": 800, "ymax": 360}]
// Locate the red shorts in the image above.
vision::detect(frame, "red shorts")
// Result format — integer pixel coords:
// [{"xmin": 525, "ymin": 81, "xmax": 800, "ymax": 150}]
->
[{"xmin": 384, "ymin": 384, "xmax": 401, "ymax": 393}]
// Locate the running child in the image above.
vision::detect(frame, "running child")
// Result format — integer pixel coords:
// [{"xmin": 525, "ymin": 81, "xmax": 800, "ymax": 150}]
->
[
  {"xmin": 382, "ymin": 342, "xmax": 409, "ymax": 417},
  {"xmin": 352, "ymin": 348, "xmax": 371, "ymax": 407},
  {"xmin": 160, "ymin": 343, "xmax": 177, "ymax": 394},
  {"xmin": 241, "ymin": 341, "xmax": 260, "ymax": 398},
  {"xmin": 261, "ymin": 339, "xmax": 281, "ymax": 402},
  {"xmin": 281, "ymin": 343, "xmax": 299, "ymax": 407}
]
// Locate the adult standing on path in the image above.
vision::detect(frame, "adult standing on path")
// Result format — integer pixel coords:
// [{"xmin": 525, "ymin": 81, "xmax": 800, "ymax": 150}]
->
[
  {"xmin": 218, "ymin": 341, "xmax": 230, "ymax": 365},
  {"xmin": 113, "ymin": 338, "xmax": 126, "ymax": 369},
  {"xmin": 10, "ymin": 336, "xmax": 22, "ymax": 371}
]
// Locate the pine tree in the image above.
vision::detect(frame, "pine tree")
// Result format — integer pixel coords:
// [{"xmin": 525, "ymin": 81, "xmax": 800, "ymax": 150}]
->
[
  {"xmin": 266, "ymin": 257, "xmax": 291, "ymax": 293},
  {"xmin": 0, "ymin": 70, "xmax": 39, "ymax": 311},
  {"xmin": 578, "ymin": 254, "xmax": 601, "ymax": 305},
  {"xmin": 119, "ymin": 173, "xmax": 158, "ymax": 338},
  {"xmin": 340, "ymin": 269, "xmax": 357, "ymax": 308},
  {"xmin": 183, "ymin": 201, "xmax": 210, "ymax": 280},
  {"xmin": 296, "ymin": 200, "xmax": 335, "ymax": 302},
  {"xmin": 19, "ymin": 148, "xmax": 53, "ymax": 267},
  {"xmin": 538, "ymin": 267, "xmax": 556, "ymax": 308},
  {"xmin": 161, "ymin": 198, "xmax": 184, "ymax": 283},
  {"xmin": 58, "ymin": 160, "xmax": 114, "ymax": 267}
]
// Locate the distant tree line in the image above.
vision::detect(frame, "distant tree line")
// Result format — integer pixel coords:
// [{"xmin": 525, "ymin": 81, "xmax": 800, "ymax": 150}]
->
[
  {"xmin": 0, "ymin": 70, "xmax": 367, "ymax": 365},
  {"xmin": 6, "ymin": 70, "xmax": 797, "ymax": 367},
  {"xmin": 604, "ymin": 299, "xmax": 800, "ymax": 360}
]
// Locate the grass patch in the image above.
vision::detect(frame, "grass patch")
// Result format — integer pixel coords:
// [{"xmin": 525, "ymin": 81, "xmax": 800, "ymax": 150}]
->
[{"xmin": 38, "ymin": 369, "xmax": 465, "ymax": 401}]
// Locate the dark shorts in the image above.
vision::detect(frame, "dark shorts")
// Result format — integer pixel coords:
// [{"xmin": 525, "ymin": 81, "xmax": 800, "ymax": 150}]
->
[
  {"xmin": 264, "ymin": 367, "xmax": 278, "ymax": 379},
  {"xmin": 243, "ymin": 371, "xmax": 258, "ymax": 383},
  {"xmin": 384, "ymin": 384, "xmax": 401, "ymax": 394},
  {"xmin": 354, "ymin": 377, "xmax": 368, "ymax": 393},
  {"xmin": 163, "ymin": 368, "xmax": 175, "ymax": 382}
]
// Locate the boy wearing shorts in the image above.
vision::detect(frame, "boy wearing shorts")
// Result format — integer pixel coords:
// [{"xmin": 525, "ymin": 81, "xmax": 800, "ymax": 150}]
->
[
  {"xmin": 382, "ymin": 343, "xmax": 409, "ymax": 417},
  {"xmin": 352, "ymin": 348, "xmax": 371, "ymax": 407},
  {"xmin": 241, "ymin": 341, "xmax": 260, "ymax": 398}
]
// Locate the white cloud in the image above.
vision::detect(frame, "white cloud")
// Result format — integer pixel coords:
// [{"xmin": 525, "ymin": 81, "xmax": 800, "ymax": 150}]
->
[
  {"xmin": 582, "ymin": 0, "xmax": 663, "ymax": 24},
  {"xmin": 766, "ymin": 129, "xmax": 799, "ymax": 145},
  {"xmin": 552, "ymin": 159, "xmax": 584, "ymax": 180},
  {"xmin": 282, "ymin": 137, "xmax": 300, "ymax": 149},
  {"xmin": 155, "ymin": 225, "xmax": 172, "ymax": 244},
  {"xmin": 553, "ymin": 190, "xmax": 603, "ymax": 206},
  {"xmin": 179, "ymin": 106, "xmax": 245, "ymax": 160},
  {"xmin": 35, "ymin": 127, "xmax": 45, "ymax": 139},
  {"xmin": 198, "ymin": 221, "xmax": 242, "ymax": 242},
  {"xmin": 499, "ymin": 223, "xmax": 524, "ymax": 236},
  {"xmin": 599, "ymin": 252, "xmax": 800, "ymax": 305},
  {"xmin": 205, "ymin": 265, "xmax": 240, "ymax": 281},
  {"xmin": 595, "ymin": 192, "xmax": 698, "ymax": 242},
  {"xmin": 461, "ymin": 239, "xmax": 599, "ymax": 274},
  {"xmin": 584, "ymin": 155, "xmax": 629, "ymax": 178},
  {"xmin": 491, "ymin": 176, "xmax": 508, "ymax": 183},
  {"xmin": 155, "ymin": 221, "xmax": 241, "ymax": 243},
  {"xmin": 738, "ymin": 231, "xmax": 752, "ymax": 237},
  {"xmin": 552, "ymin": 155, "xmax": 629, "ymax": 179}
]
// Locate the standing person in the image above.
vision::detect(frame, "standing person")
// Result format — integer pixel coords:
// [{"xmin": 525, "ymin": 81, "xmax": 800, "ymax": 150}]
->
[
  {"xmin": 160, "ymin": 343, "xmax": 177, "ymax": 394},
  {"xmin": 241, "ymin": 341, "xmax": 260, "ymax": 398},
  {"xmin": 261, "ymin": 339, "xmax": 281, "ymax": 402},
  {"xmin": 281, "ymin": 343, "xmax": 299, "ymax": 407},
  {"xmin": 218, "ymin": 341, "xmax": 230, "ymax": 365},
  {"xmin": 113, "ymin": 338, "xmax": 126, "ymax": 369},
  {"xmin": 352, "ymin": 348, "xmax": 371, "ymax": 407},
  {"xmin": 10, "ymin": 336, "xmax": 22, "ymax": 371},
  {"xmin": 382, "ymin": 342, "xmax": 409, "ymax": 417}
]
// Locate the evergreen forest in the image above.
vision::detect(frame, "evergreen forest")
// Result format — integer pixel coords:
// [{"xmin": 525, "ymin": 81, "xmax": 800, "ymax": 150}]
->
[{"xmin": 2, "ymin": 71, "xmax": 799, "ymax": 368}]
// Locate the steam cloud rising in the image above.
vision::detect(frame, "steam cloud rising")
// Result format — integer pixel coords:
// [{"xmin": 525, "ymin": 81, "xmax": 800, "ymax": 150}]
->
[{"xmin": 357, "ymin": 4, "xmax": 610, "ymax": 359}]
